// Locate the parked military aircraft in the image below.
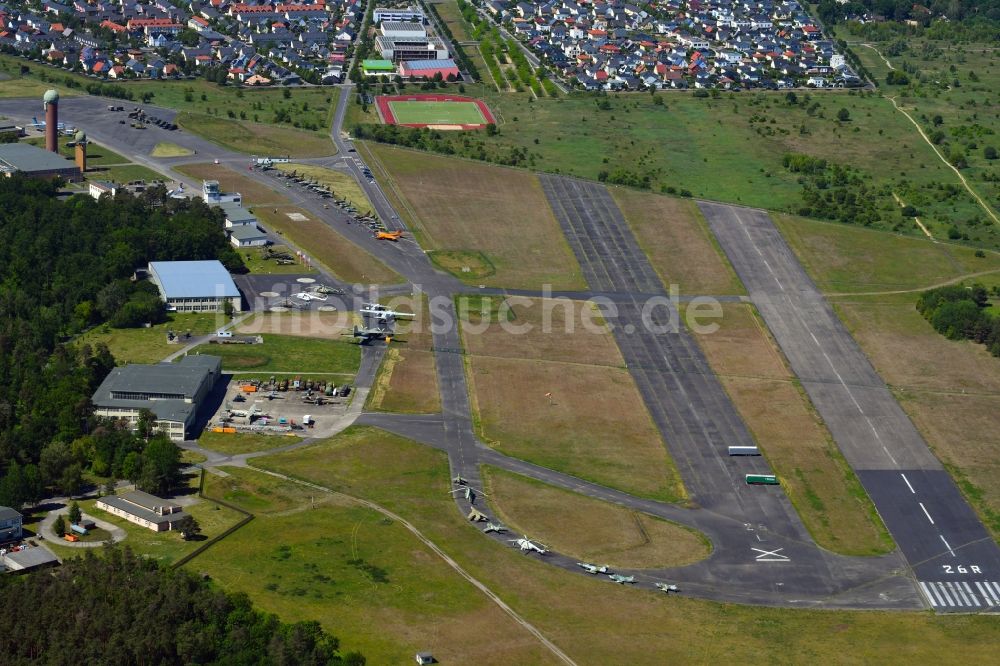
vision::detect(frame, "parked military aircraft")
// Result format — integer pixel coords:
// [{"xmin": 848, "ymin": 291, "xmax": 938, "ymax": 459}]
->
[
  {"xmin": 450, "ymin": 485, "xmax": 486, "ymax": 502},
  {"xmin": 608, "ymin": 574, "xmax": 635, "ymax": 584},
  {"xmin": 360, "ymin": 303, "xmax": 415, "ymax": 322},
  {"xmin": 655, "ymin": 582, "xmax": 679, "ymax": 594},
  {"xmin": 576, "ymin": 563, "xmax": 609, "ymax": 575},
  {"xmin": 483, "ymin": 522, "xmax": 507, "ymax": 534},
  {"xmin": 510, "ymin": 536, "xmax": 548, "ymax": 554},
  {"xmin": 349, "ymin": 325, "xmax": 395, "ymax": 344}
]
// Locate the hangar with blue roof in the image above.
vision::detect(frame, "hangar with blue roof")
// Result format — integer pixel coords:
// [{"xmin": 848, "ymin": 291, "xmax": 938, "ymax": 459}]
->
[{"xmin": 148, "ymin": 260, "xmax": 242, "ymax": 313}]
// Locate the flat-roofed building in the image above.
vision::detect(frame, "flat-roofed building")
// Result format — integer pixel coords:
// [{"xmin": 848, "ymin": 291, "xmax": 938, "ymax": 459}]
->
[
  {"xmin": 0, "ymin": 143, "xmax": 82, "ymax": 182},
  {"xmin": 376, "ymin": 34, "xmax": 448, "ymax": 62},
  {"xmin": 373, "ymin": 6, "xmax": 425, "ymax": 24},
  {"xmin": 399, "ymin": 58, "xmax": 460, "ymax": 80},
  {"xmin": 2, "ymin": 545, "xmax": 59, "ymax": 572},
  {"xmin": 148, "ymin": 260, "xmax": 242, "ymax": 313},
  {"xmin": 91, "ymin": 355, "xmax": 223, "ymax": 441},
  {"xmin": 218, "ymin": 201, "xmax": 258, "ymax": 227},
  {"xmin": 96, "ymin": 490, "xmax": 186, "ymax": 532},
  {"xmin": 362, "ymin": 58, "xmax": 396, "ymax": 76},
  {"xmin": 229, "ymin": 224, "xmax": 269, "ymax": 247},
  {"xmin": 380, "ymin": 21, "xmax": 426, "ymax": 39}
]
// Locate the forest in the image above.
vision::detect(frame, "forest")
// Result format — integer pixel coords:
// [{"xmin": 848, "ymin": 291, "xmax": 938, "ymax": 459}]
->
[
  {"xmin": 0, "ymin": 177, "xmax": 243, "ymax": 505},
  {"xmin": 0, "ymin": 546, "xmax": 364, "ymax": 665},
  {"xmin": 917, "ymin": 284, "xmax": 1000, "ymax": 356}
]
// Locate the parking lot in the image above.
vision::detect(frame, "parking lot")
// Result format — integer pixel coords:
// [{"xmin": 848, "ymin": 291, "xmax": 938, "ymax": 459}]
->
[{"xmin": 206, "ymin": 375, "xmax": 355, "ymax": 439}]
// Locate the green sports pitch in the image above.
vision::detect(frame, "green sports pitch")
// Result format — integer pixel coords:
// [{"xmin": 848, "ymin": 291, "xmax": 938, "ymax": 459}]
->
[{"xmin": 387, "ymin": 101, "xmax": 487, "ymax": 125}]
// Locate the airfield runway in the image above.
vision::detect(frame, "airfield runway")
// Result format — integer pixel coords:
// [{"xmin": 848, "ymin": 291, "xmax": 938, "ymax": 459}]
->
[
  {"xmin": 700, "ymin": 201, "xmax": 1000, "ymax": 611},
  {"xmin": 0, "ymin": 92, "xmax": 937, "ymax": 609}
]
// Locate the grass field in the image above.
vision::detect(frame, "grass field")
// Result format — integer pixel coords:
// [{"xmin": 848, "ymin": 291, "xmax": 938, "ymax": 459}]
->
[
  {"xmin": 466, "ymin": 358, "xmax": 682, "ymax": 502},
  {"xmin": 197, "ymin": 431, "xmax": 302, "ymax": 456},
  {"xmin": 459, "ymin": 296, "xmax": 622, "ymax": 366},
  {"xmin": 387, "ymin": 100, "xmax": 487, "ymax": 125},
  {"xmin": 459, "ymin": 298, "xmax": 684, "ymax": 501},
  {"xmin": 274, "ymin": 163, "xmax": 374, "ymax": 214},
  {"xmin": 24, "ymin": 135, "xmax": 129, "ymax": 166},
  {"xmin": 150, "ymin": 142, "xmax": 194, "ymax": 157},
  {"xmin": 353, "ymin": 77, "xmax": 997, "ymax": 245},
  {"xmin": 251, "ymin": 426, "xmax": 1000, "ymax": 664},
  {"xmin": 611, "ymin": 187, "xmax": 745, "ymax": 295},
  {"xmin": 101, "ymin": 163, "xmax": 165, "ymax": 183},
  {"xmin": 211, "ymin": 447, "xmax": 556, "ymax": 664},
  {"xmin": 775, "ymin": 214, "xmax": 1000, "ymax": 293},
  {"xmin": 362, "ymin": 144, "xmax": 586, "ymax": 289},
  {"xmin": 482, "ymin": 467, "xmax": 710, "ymax": 568},
  {"xmin": 252, "ymin": 206, "xmax": 403, "ymax": 286},
  {"xmin": 175, "ymin": 163, "xmax": 289, "ymax": 205},
  {"xmin": 836, "ymin": 32, "xmax": 1000, "ymax": 230},
  {"xmin": 176, "ymin": 113, "xmax": 335, "ymax": 158},
  {"xmin": 367, "ymin": 295, "xmax": 440, "ymax": 414},
  {"xmin": 76, "ymin": 312, "xmax": 225, "ymax": 364},
  {"xmin": 23, "ymin": 134, "xmax": 166, "ymax": 184},
  {"xmin": 684, "ymin": 302, "xmax": 892, "ymax": 555},
  {"xmin": 236, "ymin": 312, "xmax": 349, "ymax": 338},
  {"xmin": 185, "ymin": 334, "xmax": 360, "ymax": 375},
  {"xmin": 45, "ymin": 474, "xmax": 244, "ymax": 565},
  {"xmin": 239, "ymin": 244, "xmax": 318, "ymax": 274},
  {"xmin": 369, "ymin": 348, "xmax": 440, "ymax": 413}
]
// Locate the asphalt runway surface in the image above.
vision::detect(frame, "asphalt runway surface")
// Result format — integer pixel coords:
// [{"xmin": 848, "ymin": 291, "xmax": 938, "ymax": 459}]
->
[
  {"xmin": 700, "ymin": 201, "xmax": 1000, "ymax": 611},
  {"xmin": 536, "ymin": 175, "xmax": 920, "ymax": 608}
]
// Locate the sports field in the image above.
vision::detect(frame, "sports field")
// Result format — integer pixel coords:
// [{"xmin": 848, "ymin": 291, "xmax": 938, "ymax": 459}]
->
[
  {"xmin": 376, "ymin": 94, "xmax": 496, "ymax": 129},
  {"xmin": 388, "ymin": 100, "xmax": 486, "ymax": 125}
]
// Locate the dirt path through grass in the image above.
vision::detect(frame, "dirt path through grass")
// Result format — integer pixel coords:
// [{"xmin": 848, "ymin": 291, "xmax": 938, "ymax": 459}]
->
[
  {"xmin": 883, "ymin": 95, "xmax": 1000, "ymax": 226},
  {"xmin": 248, "ymin": 465, "xmax": 578, "ymax": 666}
]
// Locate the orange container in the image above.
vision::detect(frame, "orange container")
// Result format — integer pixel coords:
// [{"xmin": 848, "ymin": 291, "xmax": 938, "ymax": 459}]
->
[{"xmin": 241, "ymin": 385, "xmax": 257, "ymax": 393}]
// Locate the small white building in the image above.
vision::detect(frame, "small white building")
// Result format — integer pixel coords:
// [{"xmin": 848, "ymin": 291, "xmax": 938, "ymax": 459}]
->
[
  {"xmin": 89, "ymin": 180, "xmax": 117, "ymax": 199},
  {"xmin": 202, "ymin": 179, "xmax": 241, "ymax": 205}
]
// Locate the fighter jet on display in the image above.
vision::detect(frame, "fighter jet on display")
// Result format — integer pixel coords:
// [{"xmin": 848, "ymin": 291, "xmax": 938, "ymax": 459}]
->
[
  {"xmin": 655, "ymin": 582, "xmax": 679, "ymax": 594},
  {"xmin": 483, "ymin": 522, "xmax": 507, "ymax": 534},
  {"xmin": 576, "ymin": 563, "xmax": 610, "ymax": 575},
  {"xmin": 348, "ymin": 324, "xmax": 395, "ymax": 344},
  {"xmin": 449, "ymin": 485, "xmax": 486, "ymax": 503},
  {"xmin": 608, "ymin": 574, "xmax": 636, "ymax": 584}
]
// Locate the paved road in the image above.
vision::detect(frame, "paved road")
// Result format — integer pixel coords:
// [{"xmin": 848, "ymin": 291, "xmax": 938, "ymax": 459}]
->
[{"xmin": 700, "ymin": 201, "xmax": 1000, "ymax": 612}]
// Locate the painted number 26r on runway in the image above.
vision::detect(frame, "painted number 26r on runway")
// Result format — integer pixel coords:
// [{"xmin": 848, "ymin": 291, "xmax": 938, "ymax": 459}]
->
[{"xmin": 942, "ymin": 565, "xmax": 982, "ymax": 574}]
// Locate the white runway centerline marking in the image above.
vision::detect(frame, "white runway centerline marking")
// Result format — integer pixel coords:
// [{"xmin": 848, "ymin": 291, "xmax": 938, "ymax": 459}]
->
[
  {"xmin": 940, "ymin": 535, "xmax": 956, "ymax": 557},
  {"xmin": 919, "ymin": 502, "xmax": 935, "ymax": 524},
  {"xmin": 900, "ymin": 473, "xmax": 915, "ymax": 494}
]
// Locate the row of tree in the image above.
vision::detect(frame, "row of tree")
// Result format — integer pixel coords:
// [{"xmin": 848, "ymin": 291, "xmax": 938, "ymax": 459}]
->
[
  {"xmin": 0, "ymin": 546, "xmax": 364, "ymax": 664},
  {"xmin": 917, "ymin": 284, "xmax": 1000, "ymax": 356}
]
